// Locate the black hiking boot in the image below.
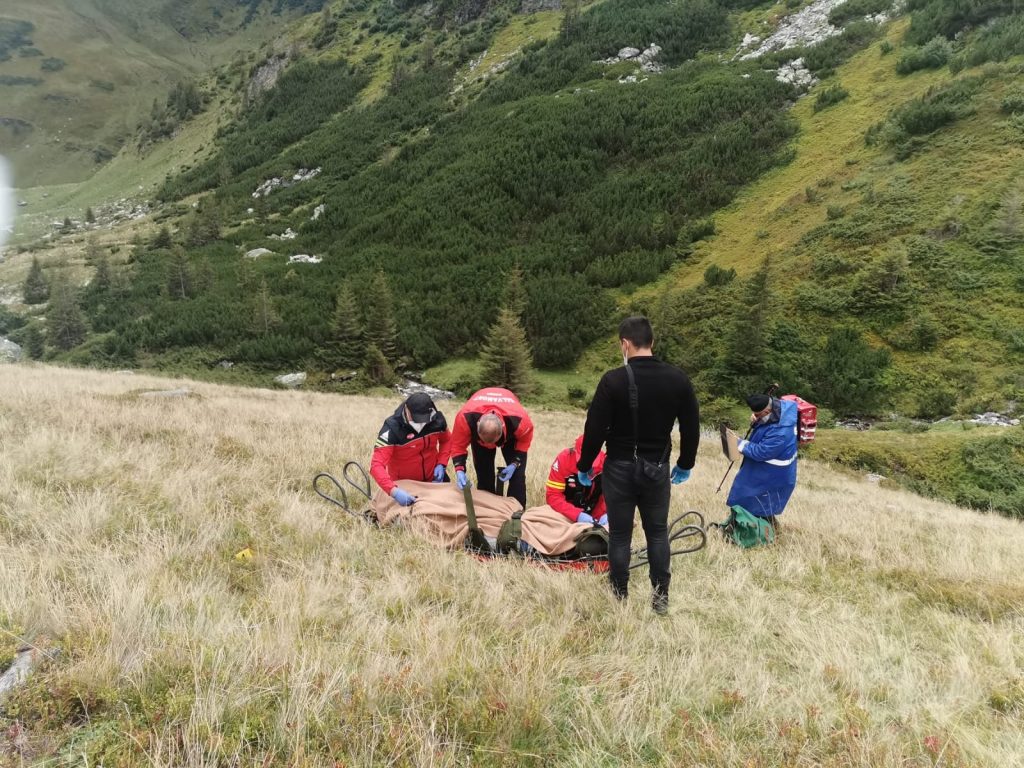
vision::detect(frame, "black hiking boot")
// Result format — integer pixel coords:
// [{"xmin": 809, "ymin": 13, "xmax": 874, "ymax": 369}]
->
[{"xmin": 652, "ymin": 591, "xmax": 668, "ymax": 616}]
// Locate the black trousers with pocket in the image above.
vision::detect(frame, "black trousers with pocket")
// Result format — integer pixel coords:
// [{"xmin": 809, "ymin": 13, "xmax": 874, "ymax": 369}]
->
[
  {"xmin": 602, "ymin": 458, "xmax": 671, "ymax": 598},
  {"xmin": 471, "ymin": 441, "xmax": 527, "ymax": 508}
]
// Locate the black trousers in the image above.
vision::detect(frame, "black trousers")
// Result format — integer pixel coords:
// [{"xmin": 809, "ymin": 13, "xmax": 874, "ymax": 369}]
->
[
  {"xmin": 471, "ymin": 441, "xmax": 527, "ymax": 508},
  {"xmin": 602, "ymin": 459, "xmax": 671, "ymax": 598}
]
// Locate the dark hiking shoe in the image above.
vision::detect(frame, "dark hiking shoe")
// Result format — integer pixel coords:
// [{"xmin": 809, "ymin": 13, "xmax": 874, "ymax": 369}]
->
[{"xmin": 652, "ymin": 592, "xmax": 668, "ymax": 616}]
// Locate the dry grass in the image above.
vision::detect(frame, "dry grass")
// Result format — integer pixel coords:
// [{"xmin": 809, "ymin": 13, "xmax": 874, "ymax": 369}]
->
[{"xmin": 1, "ymin": 365, "xmax": 1023, "ymax": 766}]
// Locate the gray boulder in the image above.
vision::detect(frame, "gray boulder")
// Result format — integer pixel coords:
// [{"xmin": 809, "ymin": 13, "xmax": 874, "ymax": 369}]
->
[
  {"xmin": 275, "ymin": 372, "xmax": 307, "ymax": 389},
  {"xmin": 0, "ymin": 338, "xmax": 22, "ymax": 363}
]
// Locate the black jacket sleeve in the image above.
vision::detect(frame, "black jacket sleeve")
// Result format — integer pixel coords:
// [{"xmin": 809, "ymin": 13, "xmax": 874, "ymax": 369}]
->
[
  {"xmin": 676, "ymin": 375, "xmax": 700, "ymax": 470},
  {"xmin": 578, "ymin": 371, "xmax": 614, "ymax": 472}
]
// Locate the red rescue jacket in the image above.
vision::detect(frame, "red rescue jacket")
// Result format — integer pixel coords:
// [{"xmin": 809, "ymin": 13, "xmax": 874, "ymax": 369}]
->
[
  {"xmin": 545, "ymin": 436, "xmax": 606, "ymax": 522},
  {"xmin": 370, "ymin": 404, "xmax": 452, "ymax": 494},
  {"xmin": 451, "ymin": 388, "xmax": 534, "ymax": 471}
]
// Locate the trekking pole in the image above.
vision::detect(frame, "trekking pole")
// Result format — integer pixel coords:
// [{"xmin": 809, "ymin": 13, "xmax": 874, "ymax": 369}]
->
[
  {"xmin": 715, "ymin": 426, "xmax": 750, "ymax": 493},
  {"xmin": 715, "ymin": 383, "xmax": 779, "ymax": 494}
]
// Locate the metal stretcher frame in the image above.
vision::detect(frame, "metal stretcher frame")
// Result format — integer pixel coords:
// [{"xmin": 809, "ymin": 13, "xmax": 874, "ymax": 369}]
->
[{"xmin": 313, "ymin": 462, "xmax": 707, "ymax": 571}]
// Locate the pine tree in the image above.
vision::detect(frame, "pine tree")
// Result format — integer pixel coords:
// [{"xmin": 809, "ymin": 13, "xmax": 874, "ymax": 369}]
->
[
  {"xmin": 480, "ymin": 306, "xmax": 534, "ymax": 395},
  {"xmin": 151, "ymin": 225, "xmax": 172, "ymax": 250},
  {"xmin": 166, "ymin": 247, "xmax": 192, "ymax": 300},
  {"xmin": 61, "ymin": 216, "xmax": 72, "ymax": 232},
  {"xmin": 22, "ymin": 324, "xmax": 44, "ymax": 360},
  {"xmin": 715, "ymin": 259, "xmax": 772, "ymax": 396},
  {"xmin": 46, "ymin": 272, "xmax": 87, "ymax": 351},
  {"xmin": 503, "ymin": 264, "xmax": 527, "ymax": 323},
  {"xmin": 253, "ymin": 278, "xmax": 280, "ymax": 336},
  {"xmin": 23, "ymin": 256, "xmax": 50, "ymax": 305},
  {"xmin": 330, "ymin": 281, "xmax": 364, "ymax": 368},
  {"xmin": 91, "ymin": 253, "xmax": 112, "ymax": 294},
  {"xmin": 85, "ymin": 207, "xmax": 95, "ymax": 224},
  {"xmin": 84, "ymin": 238, "xmax": 103, "ymax": 266},
  {"xmin": 363, "ymin": 342, "xmax": 395, "ymax": 385},
  {"xmin": 364, "ymin": 270, "xmax": 398, "ymax": 363}
]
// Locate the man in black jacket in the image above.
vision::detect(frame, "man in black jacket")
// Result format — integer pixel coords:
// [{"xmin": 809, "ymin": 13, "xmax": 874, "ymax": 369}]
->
[{"xmin": 576, "ymin": 316, "xmax": 700, "ymax": 614}]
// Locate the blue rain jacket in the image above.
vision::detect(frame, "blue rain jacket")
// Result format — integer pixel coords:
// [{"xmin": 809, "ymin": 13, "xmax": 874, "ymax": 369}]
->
[{"xmin": 726, "ymin": 398, "xmax": 798, "ymax": 518}]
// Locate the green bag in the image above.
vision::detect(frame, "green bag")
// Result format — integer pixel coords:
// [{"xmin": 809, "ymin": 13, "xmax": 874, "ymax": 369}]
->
[
  {"xmin": 496, "ymin": 510, "xmax": 524, "ymax": 554},
  {"xmin": 574, "ymin": 525, "xmax": 609, "ymax": 557},
  {"xmin": 720, "ymin": 505, "xmax": 775, "ymax": 549}
]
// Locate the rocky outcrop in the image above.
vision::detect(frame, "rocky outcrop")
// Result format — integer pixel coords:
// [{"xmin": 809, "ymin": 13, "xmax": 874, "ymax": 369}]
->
[
  {"xmin": 246, "ymin": 54, "xmax": 289, "ymax": 106},
  {"xmin": 397, "ymin": 380, "xmax": 455, "ymax": 400},
  {"xmin": 0, "ymin": 338, "xmax": 22, "ymax": 363},
  {"xmin": 288, "ymin": 254, "xmax": 322, "ymax": 264},
  {"xmin": 244, "ymin": 248, "xmax": 274, "ymax": 259},
  {"xmin": 269, "ymin": 228, "xmax": 298, "ymax": 241},
  {"xmin": 776, "ymin": 58, "xmax": 817, "ymax": 90},
  {"xmin": 739, "ymin": 0, "xmax": 852, "ymax": 60},
  {"xmin": 968, "ymin": 412, "xmax": 1020, "ymax": 427},
  {"xmin": 311, "ymin": 203, "xmax": 326, "ymax": 221},
  {"xmin": 252, "ymin": 168, "xmax": 321, "ymax": 199},
  {"xmin": 601, "ymin": 43, "xmax": 664, "ymax": 74},
  {"xmin": 520, "ymin": 0, "xmax": 561, "ymax": 12},
  {"xmin": 275, "ymin": 372, "xmax": 306, "ymax": 389}
]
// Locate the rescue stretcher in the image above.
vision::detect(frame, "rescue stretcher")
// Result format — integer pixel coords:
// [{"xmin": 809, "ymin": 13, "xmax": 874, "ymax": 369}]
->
[{"xmin": 313, "ymin": 461, "xmax": 707, "ymax": 572}]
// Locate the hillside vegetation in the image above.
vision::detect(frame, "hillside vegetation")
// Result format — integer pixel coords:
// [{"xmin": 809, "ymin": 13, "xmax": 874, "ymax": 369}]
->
[
  {"xmin": 8, "ymin": 0, "xmax": 1017, "ymax": 416},
  {"xmin": 1, "ymin": 0, "xmax": 1022, "ymax": 519},
  {"xmin": 1, "ymin": 364, "xmax": 1023, "ymax": 766},
  {"xmin": 0, "ymin": 0, "xmax": 320, "ymax": 186}
]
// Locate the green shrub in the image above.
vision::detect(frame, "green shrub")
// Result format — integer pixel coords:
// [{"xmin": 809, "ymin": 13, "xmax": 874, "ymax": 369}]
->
[
  {"xmin": 905, "ymin": 0, "xmax": 1016, "ymax": 46},
  {"xmin": 1001, "ymin": 88, "xmax": 1024, "ymax": 116},
  {"xmin": 955, "ymin": 16, "xmax": 1024, "ymax": 69},
  {"xmin": 40, "ymin": 56, "xmax": 65, "ymax": 71},
  {"xmin": 704, "ymin": 264, "xmax": 737, "ymax": 287},
  {"xmin": 813, "ymin": 84, "xmax": 849, "ymax": 112},
  {"xmin": 828, "ymin": 0, "xmax": 891, "ymax": 27},
  {"xmin": 895, "ymin": 36, "xmax": 952, "ymax": 75}
]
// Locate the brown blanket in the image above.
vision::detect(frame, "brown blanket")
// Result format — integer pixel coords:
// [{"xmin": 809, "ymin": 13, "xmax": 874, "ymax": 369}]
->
[
  {"xmin": 371, "ymin": 482, "xmax": 593, "ymax": 556},
  {"xmin": 519, "ymin": 504, "xmax": 593, "ymax": 556},
  {"xmin": 372, "ymin": 480, "xmax": 519, "ymax": 549}
]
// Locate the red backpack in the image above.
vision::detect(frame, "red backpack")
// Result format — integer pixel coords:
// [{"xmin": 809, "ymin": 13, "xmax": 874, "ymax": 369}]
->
[{"xmin": 780, "ymin": 395, "xmax": 817, "ymax": 446}]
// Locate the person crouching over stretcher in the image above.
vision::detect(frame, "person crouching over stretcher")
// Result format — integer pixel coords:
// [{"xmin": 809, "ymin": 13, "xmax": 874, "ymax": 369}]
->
[{"xmin": 546, "ymin": 435, "xmax": 608, "ymax": 527}]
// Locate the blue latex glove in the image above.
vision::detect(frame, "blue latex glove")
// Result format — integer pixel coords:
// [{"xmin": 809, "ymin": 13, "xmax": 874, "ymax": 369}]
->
[
  {"xmin": 391, "ymin": 487, "xmax": 416, "ymax": 506},
  {"xmin": 456, "ymin": 470, "xmax": 469, "ymax": 490},
  {"xmin": 671, "ymin": 466, "xmax": 691, "ymax": 485},
  {"xmin": 498, "ymin": 463, "xmax": 517, "ymax": 483},
  {"xmin": 577, "ymin": 512, "xmax": 595, "ymax": 525},
  {"xmin": 432, "ymin": 463, "xmax": 446, "ymax": 482},
  {"xmin": 598, "ymin": 513, "xmax": 608, "ymax": 527},
  {"xmin": 577, "ymin": 469, "xmax": 593, "ymax": 487}
]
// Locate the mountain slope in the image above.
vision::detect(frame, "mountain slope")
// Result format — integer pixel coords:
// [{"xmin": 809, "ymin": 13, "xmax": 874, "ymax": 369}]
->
[
  {"xmin": 0, "ymin": 0, "xmax": 317, "ymax": 186},
  {"xmin": 2, "ymin": 0, "xmax": 1022, "ymax": 429},
  {"xmin": 1, "ymin": 363, "xmax": 1023, "ymax": 765}
]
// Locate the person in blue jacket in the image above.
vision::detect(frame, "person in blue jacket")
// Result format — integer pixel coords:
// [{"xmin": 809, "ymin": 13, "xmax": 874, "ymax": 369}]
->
[{"xmin": 727, "ymin": 393, "xmax": 798, "ymax": 527}]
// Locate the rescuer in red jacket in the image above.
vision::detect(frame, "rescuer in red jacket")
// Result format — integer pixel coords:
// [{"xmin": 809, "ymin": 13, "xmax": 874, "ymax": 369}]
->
[
  {"xmin": 450, "ymin": 387, "xmax": 534, "ymax": 507},
  {"xmin": 370, "ymin": 392, "xmax": 452, "ymax": 506},
  {"xmin": 546, "ymin": 434, "xmax": 608, "ymax": 525}
]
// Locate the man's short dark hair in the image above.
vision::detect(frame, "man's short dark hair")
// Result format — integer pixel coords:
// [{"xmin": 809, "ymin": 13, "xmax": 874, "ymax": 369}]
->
[{"xmin": 618, "ymin": 316, "xmax": 654, "ymax": 348}]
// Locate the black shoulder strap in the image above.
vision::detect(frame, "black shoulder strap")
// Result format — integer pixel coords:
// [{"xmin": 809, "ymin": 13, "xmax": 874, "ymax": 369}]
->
[
  {"xmin": 624, "ymin": 362, "xmax": 671, "ymax": 464},
  {"xmin": 625, "ymin": 364, "xmax": 639, "ymax": 460}
]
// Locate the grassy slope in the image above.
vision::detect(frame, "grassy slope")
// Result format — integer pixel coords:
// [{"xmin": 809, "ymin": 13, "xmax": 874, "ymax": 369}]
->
[
  {"xmin": 637, "ymin": 20, "xmax": 1024, "ymax": 404},
  {"xmin": 1, "ymin": 364, "xmax": 1023, "ymax": 766},
  {"xmin": 0, "ymin": 0, "xmax": 291, "ymax": 188}
]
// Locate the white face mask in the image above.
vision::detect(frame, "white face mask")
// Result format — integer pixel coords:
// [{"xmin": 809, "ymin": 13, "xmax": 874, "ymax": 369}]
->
[{"xmin": 409, "ymin": 420, "xmax": 427, "ymax": 433}]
